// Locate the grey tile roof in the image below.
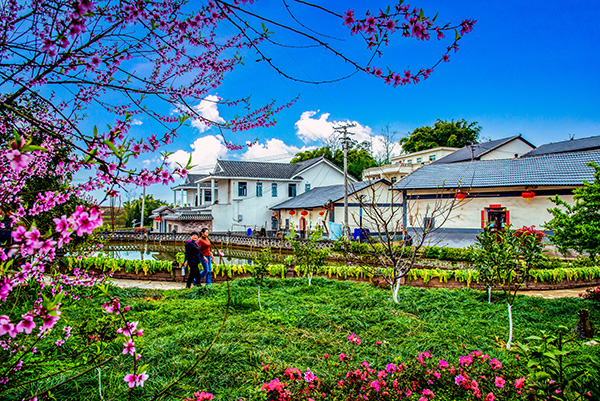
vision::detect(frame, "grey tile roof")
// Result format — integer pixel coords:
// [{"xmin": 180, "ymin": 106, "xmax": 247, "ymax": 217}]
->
[
  {"xmin": 207, "ymin": 156, "xmax": 347, "ymax": 180},
  {"xmin": 393, "ymin": 151, "xmax": 600, "ymax": 190},
  {"xmin": 271, "ymin": 181, "xmax": 379, "ymax": 210},
  {"xmin": 521, "ymin": 135, "xmax": 600, "ymax": 158},
  {"xmin": 433, "ymin": 134, "xmax": 534, "ymax": 164}
]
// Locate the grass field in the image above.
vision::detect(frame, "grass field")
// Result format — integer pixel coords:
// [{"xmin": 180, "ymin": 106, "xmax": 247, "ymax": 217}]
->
[{"xmin": 12, "ymin": 277, "xmax": 600, "ymax": 400}]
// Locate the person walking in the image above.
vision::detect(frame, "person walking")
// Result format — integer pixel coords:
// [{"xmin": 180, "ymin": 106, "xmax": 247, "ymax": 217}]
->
[
  {"xmin": 184, "ymin": 231, "xmax": 202, "ymax": 288},
  {"xmin": 197, "ymin": 228, "xmax": 214, "ymax": 285}
]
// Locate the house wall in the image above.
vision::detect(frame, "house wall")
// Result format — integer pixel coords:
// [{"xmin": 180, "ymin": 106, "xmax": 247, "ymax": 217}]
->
[
  {"xmin": 300, "ymin": 162, "xmax": 347, "ymax": 189},
  {"xmin": 404, "ymin": 187, "xmax": 575, "ymax": 232},
  {"xmin": 480, "ymin": 140, "xmax": 535, "ymax": 161}
]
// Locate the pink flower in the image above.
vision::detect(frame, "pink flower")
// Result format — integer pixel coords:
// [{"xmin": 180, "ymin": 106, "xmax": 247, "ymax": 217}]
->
[
  {"xmin": 135, "ymin": 372, "xmax": 149, "ymax": 387},
  {"xmin": 515, "ymin": 377, "xmax": 526, "ymax": 389},
  {"xmin": 438, "ymin": 360, "xmax": 449, "ymax": 369},
  {"xmin": 6, "ymin": 149, "xmax": 33, "ymax": 173},
  {"xmin": 16, "ymin": 314, "xmax": 36, "ymax": 334},
  {"xmin": 385, "ymin": 363, "xmax": 396, "ymax": 373},
  {"xmin": 123, "ymin": 339, "xmax": 135, "ymax": 356},
  {"xmin": 485, "ymin": 392, "xmax": 496, "ymax": 401},
  {"xmin": 124, "ymin": 374, "xmax": 136, "ymax": 388},
  {"xmin": 490, "ymin": 358, "xmax": 502, "ymax": 369},
  {"xmin": 339, "ymin": 352, "xmax": 348, "ymax": 362},
  {"xmin": 495, "ymin": 376, "xmax": 505, "ymax": 388},
  {"xmin": 304, "ymin": 368, "xmax": 316, "ymax": 382},
  {"xmin": 0, "ymin": 316, "xmax": 17, "ymax": 338},
  {"xmin": 347, "ymin": 333, "xmax": 361, "ymax": 344},
  {"xmin": 189, "ymin": 391, "xmax": 214, "ymax": 401}
]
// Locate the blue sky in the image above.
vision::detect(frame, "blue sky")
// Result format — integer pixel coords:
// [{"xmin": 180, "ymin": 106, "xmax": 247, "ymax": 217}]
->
[{"xmin": 83, "ymin": 0, "xmax": 600, "ymax": 203}]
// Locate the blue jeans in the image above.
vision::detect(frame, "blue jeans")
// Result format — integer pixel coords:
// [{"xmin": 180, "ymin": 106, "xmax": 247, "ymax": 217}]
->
[{"xmin": 199, "ymin": 256, "xmax": 212, "ymax": 285}]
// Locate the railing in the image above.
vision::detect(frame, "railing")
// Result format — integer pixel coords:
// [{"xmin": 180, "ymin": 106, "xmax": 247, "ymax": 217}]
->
[{"xmin": 98, "ymin": 231, "xmax": 334, "ymax": 250}]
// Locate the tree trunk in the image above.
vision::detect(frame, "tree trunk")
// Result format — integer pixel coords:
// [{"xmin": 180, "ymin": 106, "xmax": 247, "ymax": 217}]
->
[
  {"xmin": 392, "ymin": 280, "xmax": 401, "ymax": 303},
  {"xmin": 308, "ymin": 272, "xmax": 313, "ymax": 286},
  {"xmin": 258, "ymin": 285, "xmax": 262, "ymax": 310},
  {"xmin": 488, "ymin": 286, "xmax": 492, "ymax": 304},
  {"xmin": 506, "ymin": 302, "xmax": 513, "ymax": 349}
]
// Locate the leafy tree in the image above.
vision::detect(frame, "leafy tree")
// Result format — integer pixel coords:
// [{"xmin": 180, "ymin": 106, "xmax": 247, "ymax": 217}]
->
[
  {"xmin": 287, "ymin": 227, "xmax": 328, "ymax": 286},
  {"xmin": 472, "ymin": 225, "xmax": 545, "ymax": 349},
  {"xmin": 290, "ymin": 147, "xmax": 334, "ymax": 163},
  {"xmin": 290, "ymin": 143, "xmax": 377, "ymax": 179},
  {"xmin": 400, "ymin": 119, "xmax": 481, "ymax": 153},
  {"xmin": 252, "ymin": 247, "xmax": 271, "ymax": 309},
  {"xmin": 123, "ymin": 195, "xmax": 170, "ymax": 228},
  {"xmin": 545, "ymin": 162, "xmax": 600, "ymax": 262}
]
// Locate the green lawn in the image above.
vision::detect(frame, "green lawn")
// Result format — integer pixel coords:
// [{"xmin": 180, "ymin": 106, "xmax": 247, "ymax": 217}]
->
[{"xmin": 12, "ymin": 277, "xmax": 600, "ymax": 400}]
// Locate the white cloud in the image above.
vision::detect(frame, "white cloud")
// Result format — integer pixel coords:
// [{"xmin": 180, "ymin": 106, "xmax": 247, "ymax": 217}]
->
[
  {"xmin": 130, "ymin": 118, "xmax": 143, "ymax": 126},
  {"xmin": 190, "ymin": 95, "xmax": 226, "ymax": 133},
  {"xmin": 294, "ymin": 110, "xmax": 401, "ymax": 158},
  {"xmin": 241, "ymin": 138, "xmax": 313, "ymax": 162},
  {"xmin": 168, "ymin": 135, "xmax": 228, "ymax": 172}
]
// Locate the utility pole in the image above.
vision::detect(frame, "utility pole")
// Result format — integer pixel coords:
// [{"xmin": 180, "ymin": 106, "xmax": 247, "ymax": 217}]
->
[
  {"xmin": 139, "ymin": 187, "xmax": 146, "ymax": 228},
  {"xmin": 333, "ymin": 123, "xmax": 355, "ymax": 239}
]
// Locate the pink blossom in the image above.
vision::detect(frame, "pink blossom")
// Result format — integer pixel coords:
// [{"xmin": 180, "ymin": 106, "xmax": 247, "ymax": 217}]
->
[
  {"xmin": 490, "ymin": 358, "xmax": 502, "ymax": 369},
  {"xmin": 135, "ymin": 372, "xmax": 149, "ymax": 387},
  {"xmin": 16, "ymin": 314, "xmax": 36, "ymax": 334},
  {"xmin": 6, "ymin": 149, "xmax": 33, "ymax": 173},
  {"xmin": 123, "ymin": 339, "xmax": 135, "ymax": 356},
  {"xmin": 304, "ymin": 367, "xmax": 316, "ymax": 382},
  {"xmin": 124, "ymin": 374, "xmax": 136, "ymax": 388},
  {"xmin": 495, "ymin": 376, "xmax": 505, "ymax": 388},
  {"xmin": 515, "ymin": 377, "xmax": 526, "ymax": 388},
  {"xmin": 347, "ymin": 333, "xmax": 361, "ymax": 344},
  {"xmin": 485, "ymin": 392, "xmax": 496, "ymax": 401}
]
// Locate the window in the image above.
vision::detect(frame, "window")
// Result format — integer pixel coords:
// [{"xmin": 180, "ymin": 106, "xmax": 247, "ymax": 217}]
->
[
  {"xmin": 256, "ymin": 182, "xmax": 263, "ymax": 197},
  {"xmin": 272, "ymin": 183, "xmax": 278, "ymax": 197},
  {"xmin": 238, "ymin": 182, "xmax": 247, "ymax": 197},
  {"xmin": 429, "ymin": 154, "xmax": 436, "ymax": 161},
  {"xmin": 416, "ymin": 157, "xmax": 422, "ymax": 163},
  {"xmin": 204, "ymin": 191, "xmax": 211, "ymax": 203},
  {"xmin": 423, "ymin": 217, "xmax": 435, "ymax": 231},
  {"xmin": 288, "ymin": 183, "xmax": 297, "ymax": 197},
  {"xmin": 407, "ymin": 159, "xmax": 412, "ymax": 164},
  {"xmin": 391, "ymin": 177, "xmax": 397, "ymax": 183},
  {"xmin": 305, "ymin": 183, "xmax": 311, "ymax": 192}
]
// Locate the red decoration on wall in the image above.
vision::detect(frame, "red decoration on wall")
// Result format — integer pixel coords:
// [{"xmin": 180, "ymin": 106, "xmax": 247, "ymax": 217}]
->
[
  {"xmin": 455, "ymin": 192, "xmax": 466, "ymax": 201},
  {"xmin": 319, "ymin": 211, "xmax": 325, "ymax": 216},
  {"xmin": 289, "ymin": 210, "xmax": 295, "ymax": 216},
  {"xmin": 273, "ymin": 213, "xmax": 278, "ymax": 218},
  {"xmin": 300, "ymin": 210, "xmax": 308, "ymax": 216},
  {"xmin": 155, "ymin": 216, "xmax": 162, "ymax": 222},
  {"xmin": 521, "ymin": 191, "xmax": 535, "ymax": 202}
]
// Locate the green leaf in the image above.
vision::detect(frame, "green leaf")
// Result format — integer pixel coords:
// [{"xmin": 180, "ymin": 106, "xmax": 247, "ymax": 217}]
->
[
  {"xmin": 455, "ymin": 29, "xmax": 461, "ymax": 41},
  {"xmin": 21, "ymin": 145, "xmax": 47, "ymax": 152},
  {"xmin": 83, "ymin": 148, "xmax": 98, "ymax": 164},
  {"xmin": 104, "ymin": 139, "xmax": 120, "ymax": 156},
  {"xmin": 93, "ymin": 125, "xmax": 98, "ymax": 137}
]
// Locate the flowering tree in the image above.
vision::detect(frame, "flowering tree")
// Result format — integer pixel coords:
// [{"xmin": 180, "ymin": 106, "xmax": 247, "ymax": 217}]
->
[{"xmin": 0, "ymin": 0, "xmax": 475, "ymax": 397}]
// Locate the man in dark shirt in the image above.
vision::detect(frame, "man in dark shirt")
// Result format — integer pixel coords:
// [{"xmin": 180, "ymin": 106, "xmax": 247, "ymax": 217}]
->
[{"xmin": 183, "ymin": 231, "xmax": 201, "ymax": 288}]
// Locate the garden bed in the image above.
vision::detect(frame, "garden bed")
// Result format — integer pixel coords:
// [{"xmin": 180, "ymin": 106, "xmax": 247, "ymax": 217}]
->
[{"xmin": 62, "ymin": 256, "xmax": 600, "ymax": 291}]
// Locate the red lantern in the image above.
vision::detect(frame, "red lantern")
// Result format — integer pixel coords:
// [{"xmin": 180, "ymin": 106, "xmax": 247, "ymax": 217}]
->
[
  {"xmin": 289, "ymin": 210, "xmax": 295, "ymax": 216},
  {"xmin": 300, "ymin": 210, "xmax": 308, "ymax": 216},
  {"xmin": 455, "ymin": 192, "xmax": 466, "ymax": 201},
  {"xmin": 273, "ymin": 213, "xmax": 278, "ymax": 218},
  {"xmin": 521, "ymin": 191, "xmax": 535, "ymax": 202},
  {"xmin": 319, "ymin": 211, "xmax": 325, "ymax": 216},
  {"xmin": 155, "ymin": 216, "xmax": 162, "ymax": 222}
]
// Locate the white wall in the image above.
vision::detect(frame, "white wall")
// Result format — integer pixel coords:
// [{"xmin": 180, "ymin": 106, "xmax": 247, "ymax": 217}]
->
[
  {"xmin": 404, "ymin": 187, "xmax": 574, "ymax": 231},
  {"xmin": 480, "ymin": 140, "xmax": 535, "ymax": 161}
]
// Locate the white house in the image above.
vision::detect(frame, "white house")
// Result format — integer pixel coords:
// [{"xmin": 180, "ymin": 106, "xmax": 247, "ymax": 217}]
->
[
  {"xmin": 189, "ymin": 156, "xmax": 353, "ymax": 232},
  {"xmin": 393, "ymin": 149, "xmax": 600, "ymax": 247}
]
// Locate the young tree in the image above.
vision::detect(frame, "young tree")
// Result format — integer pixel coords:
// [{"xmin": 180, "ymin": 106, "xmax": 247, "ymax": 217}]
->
[
  {"xmin": 337, "ymin": 183, "xmax": 461, "ymax": 303},
  {"xmin": 252, "ymin": 247, "xmax": 271, "ymax": 309},
  {"xmin": 375, "ymin": 124, "xmax": 399, "ymax": 165},
  {"xmin": 400, "ymin": 119, "xmax": 481, "ymax": 153},
  {"xmin": 287, "ymin": 227, "xmax": 328, "ymax": 286},
  {"xmin": 545, "ymin": 162, "xmax": 600, "ymax": 262},
  {"xmin": 472, "ymin": 225, "xmax": 545, "ymax": 349},
  {"xmin": 0, "ymin": 0, "xmax": 475, "ymax": 396}
]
